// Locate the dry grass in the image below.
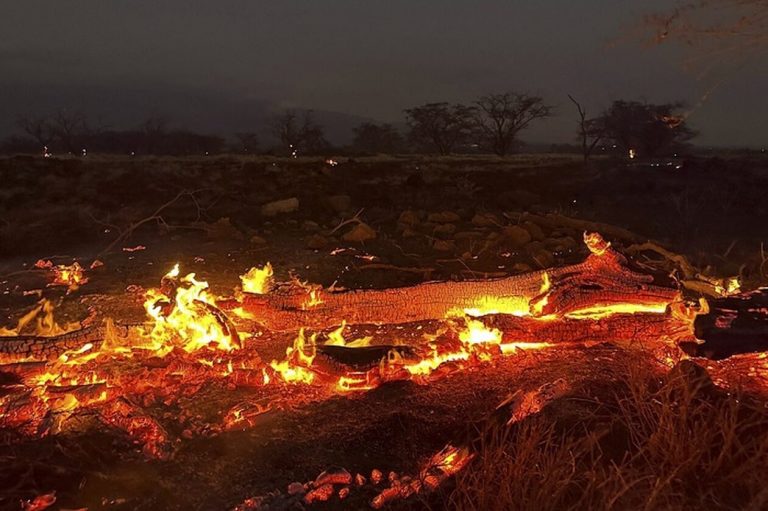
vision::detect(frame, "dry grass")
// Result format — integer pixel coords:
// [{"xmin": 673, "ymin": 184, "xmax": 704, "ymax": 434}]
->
[{"xmin": 446, "ymin": 362, "xmax": 768, "ymax": 511}]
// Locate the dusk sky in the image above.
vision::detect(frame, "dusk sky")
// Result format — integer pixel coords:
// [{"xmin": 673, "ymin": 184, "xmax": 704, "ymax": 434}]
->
[{"xmin": 2, "ymin": 1, "xmax": 766, "ymax": 147}]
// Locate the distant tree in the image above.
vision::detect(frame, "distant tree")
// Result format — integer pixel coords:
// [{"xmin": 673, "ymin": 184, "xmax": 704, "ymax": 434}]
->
[
  {"xmin": 16, "ymin": 115, "xmax": 55, "ymax": 150},
  {"xmin": 567, "ymin": 95, "xmax": 605, "ymax": 163},
  {"xmin": 351, "ymin": 123, "xmax": 403, "ymax": 154},
  {"xmin": 269, "ymin": 110, "xmax": 328, "ymax": 155},
  {"xmin": 234, "ymin": 132, "xmax": 259, "ymax": 154},
  {"xmin": 473, "ymin": 93, "xmax": 552, "ymax": 156},
  {"xmin": 50, "ymin": 109, "xmax": 89, "ymax": 153},
  {"xmin": 404, "ymin": 102, "xmax": 476, "ymax": 155},
  {"xmin": 594, "ymin": 100, "xmax": 696, "ymax": 157},
  {"xmin": 140, "ymin": 116, "xmax": 168, "ymax": 154}
]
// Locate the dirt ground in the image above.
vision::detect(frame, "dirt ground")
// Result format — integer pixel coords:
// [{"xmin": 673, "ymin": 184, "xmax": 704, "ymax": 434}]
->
[{"xmin": 1, "ymin": 154, "xmax": 767, "ymax": 510}]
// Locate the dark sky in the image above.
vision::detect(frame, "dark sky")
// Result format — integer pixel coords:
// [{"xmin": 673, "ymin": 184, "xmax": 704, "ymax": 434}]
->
[{"xmin": 2, "ymin": 1, "xmax": 766, "ymax": 146}]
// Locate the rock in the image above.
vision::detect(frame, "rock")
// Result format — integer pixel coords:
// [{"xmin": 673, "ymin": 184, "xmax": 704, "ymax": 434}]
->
[
  {"xmin": 398, "ymin": 210, "xmax": 421, "ymax": 227},
  {"xmin": 502, "ymin": 225, "xmax": 532, "ymax": 248},
  {"xmin": 261, "ymin": 197, "xmax": 299, "ymax": 217},
  {"xmin": 471, "ymin": 212, "xmax": 499, "ymax": 227},
  {"xmin": 205, "ymin": 217, "xmax": 243, "ymax": 240},
  {"xmin": 315, "ymin": 468, "xmax": 352, "ymax": 487},
  {"xmin": 433, "ymin": 239, "xmax": 456, "ymax": 252},
  {"xmin": 287, "ymin": 482, "xmax": 306, "ymax": 495},
  {"xmin": 455, "ymin": 231, "xmax": 483, "ymax": 240},
  {"xmin": 427, "ymin": 211, "xmax": 461, "ymax": 223},
  {"xmin": 526, "ymin": 241, "xmax": 555, "ymax": 268},
  {"xmin": 325, "ymin": 195, "xmax": 352, "ymax": 213},
  {"xmin": 522, "ymin": 221, "xmax": 546, "ymax": 241},
  {"xmin": 512, "ymin": 263, "xmax": 533, "ymax": 273},
  {"xmin": 343, "ymin": 223, "xmax": 377, "ymax": 242},
  {"xmin": 401, "ymin": 228, "xmax": 419, "ymax": 239},
  {"xmin": 302, "ymin": 220, "xmax": 320, "ymax": 232},
  {"xmin": 249, "ymin": 235, "xmax": 267, "ymax": 245},
  {"xmin": 306, "ymin": 234, "xmax": 328, "ymax": 249},
  {"xmin": 433, "ymin": 223, "xmax": 457, "ymax": 236}
]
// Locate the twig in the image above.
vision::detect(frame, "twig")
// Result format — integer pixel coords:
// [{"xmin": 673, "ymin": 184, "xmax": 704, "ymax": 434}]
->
[
  {"xmin": 329, "ymin": 208, "xmax": 365, "ymax": 235},
  {"xmin": 95, "ymin": 190, "xmax": 203, "ymax": 258}
]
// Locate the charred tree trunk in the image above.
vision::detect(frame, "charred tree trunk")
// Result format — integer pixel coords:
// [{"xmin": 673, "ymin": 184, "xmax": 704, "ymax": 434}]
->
[
  {"xmin": 231, "ymin": 243, "xmax": 679, "ymax": 331},
  {"xmin": 688, "ymin": 288, "xmax": 768, "ymax": 359}
]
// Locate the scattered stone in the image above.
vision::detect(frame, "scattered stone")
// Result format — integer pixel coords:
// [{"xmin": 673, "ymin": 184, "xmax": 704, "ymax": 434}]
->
[
  {"xmin": 306, "ymin": 234, "xmax": 328, "ymax": 249},
  {"xmin": 398, "ymin": 210, "xmax": 420, "ymax": 227},
  {"xmin": 471, "ymin": 212, "xmax": 499, "ymax": 227},
  {"xmin": 302, "ymin": 220, "xmax": 320, "ymax": 232},
  {"xmin": 401, "ymin": 228, "xmax": 419, "ymax": 239},
  {"xmin": 502, "ymin": 225, "xmax": 532, "ymax": 248},
  {"xmin": 315, "ymin": 468, "xmax": 352, "ymax": 487},
  {"xmin": 303, "ymin": 483, "xmax": 334, "ymax": 504},
  {"xmin": 512, "ymin": 262, "xmax": 532, "ymax": 273},
  {"xmin": 433, "ymin": 239, "xmax": 456, "ymax": 252},
  {"xmin": 433, "ymin": 223, "xmax": 456, "ymax": 236},
  {"xmin": 455, "ymin": 231, "xmax": 483, "ymax": 240},
  {"xmin": 287, "ymin": 482, "xmax": 306, "ymax": 495},
  {"xmin": 522, "ymin": 221, "xmax": 546, "ymax": 241},
  {"xmin": 324, "ymin": 194, "xmax": 352, "ymax": 213},
  {"xmin": 343, "ymin": 223, "xmax": 377, "ymax": 242},
  {"xmin": 261, "ymin": 197, "xmax": 299, "ymax": 217},
  {"xmin": 427, "ymin": 211, "xmax": 460, "ymax": 223},
  {"xmin": 205, "ymin": 217, "xmax": 243, "ymax": 240},
  {"xmin": 526, "ymin": 241, "xmax": 555, "ymax": 268},
  {"xmin": 249, "ymin": 235, "xmax": 267, "ymax": 245}
]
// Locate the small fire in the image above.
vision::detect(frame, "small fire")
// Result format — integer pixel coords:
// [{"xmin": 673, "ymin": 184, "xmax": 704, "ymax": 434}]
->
[
  {"xmin": 269, "ymin": 329, "xmax": 317, "ymax": 384},
  {"xmin": 143, "ymin": 265, "xmax": 239, "ymax": 353},
  {"xmin": 584, "ymin": 232, "xmax": 611, "ymax": 256},
  {"xmin": 0, "ymin": 299, "xmax": 80, "ymax": 337},
  {"xmin": 35, "ymin": 260, "xmax": 88, "ymax": 292},
  {"xmin": 240, "ymin": 263, "xmax": 274, "ymax": 294}
]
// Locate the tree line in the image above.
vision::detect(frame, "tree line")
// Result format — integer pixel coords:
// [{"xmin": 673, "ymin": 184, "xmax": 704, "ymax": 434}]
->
[{"xmin": 1, "ymin": 94, "xmax": 696, "ymax": 158}]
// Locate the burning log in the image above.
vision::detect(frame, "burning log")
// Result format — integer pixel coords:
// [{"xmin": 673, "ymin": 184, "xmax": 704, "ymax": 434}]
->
[
  {"xmin": 0, "ymin": 323, "xmax": 128, "ymax": 362},
  {"xmin": 233, "ymin": 233, "xmax": 679, "ymax": 331}
]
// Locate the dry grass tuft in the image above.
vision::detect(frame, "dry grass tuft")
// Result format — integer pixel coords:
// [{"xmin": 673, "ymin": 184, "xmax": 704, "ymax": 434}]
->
[{"xmin": 446, "ymin": 361, "xmax": 768, "ymax": 511}]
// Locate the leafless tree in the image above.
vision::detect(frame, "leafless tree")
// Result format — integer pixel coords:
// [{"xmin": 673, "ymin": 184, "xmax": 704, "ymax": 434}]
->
[
  {"xmin": 473, "ymin": 93, "xmax": 552, "ymax": 156},
  {"xmin": 404, "ymin": 102, "xmax": 476, "ymax": 155},
  {"xmin": 16, "ymin": 115, "xmax": 55, "ymax": 149},
  {"xmin": 268, "ymin": 110, "xmax": 328, "ymax": 155},
  {"xmin": 567, "ymin": 95, "xmax": 604, "ymax": 164},
  {"xmin": 50, "ymin": 109, "xmax": 89, "ymax": 153},
  {"xmin": 234, "ymin": 132, "xmax": 259, "ymax": 153},
  {"xmin": 140, "ymin": 116, "xmax": 168, "ymax": 154}
]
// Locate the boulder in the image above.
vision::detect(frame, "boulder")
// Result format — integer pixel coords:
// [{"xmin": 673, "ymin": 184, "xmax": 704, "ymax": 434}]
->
[
  {"xmin": 261, "ymin": 197, "xmax": 299, "ymax": 217},
  {"xmin": 343, "ymin": 223, "xmax": 377, "ymax": 242},
  {"xmin": 502, "ymin": 225, "xmax": 532, "ymax": 248}
]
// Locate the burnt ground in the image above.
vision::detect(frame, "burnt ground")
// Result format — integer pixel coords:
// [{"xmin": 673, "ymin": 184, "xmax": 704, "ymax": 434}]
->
[{"xmin": 1, "ymin": 154, "xmax": 768, "ymax": 510}]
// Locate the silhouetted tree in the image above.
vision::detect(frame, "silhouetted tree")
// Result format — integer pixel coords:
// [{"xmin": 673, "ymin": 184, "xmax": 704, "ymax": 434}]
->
[
  {"xmin": 351, "ymin": 123, "xmax": 403, "ymax": 154},
  {"xmin": 474, "ymin": 93, "xmax": 552, "ymax": 156},
  {"xmin": 50, "ymin": 109, "xmax": 89, "ymax": 153},
  {"xmin": 567, "ymin": 95, "xmax": 605, "ymax": 163},
  {"xmin": 16, "ymin": 115, "xmax": 55, "ymax": 149},
  {"xmin": 405, "ymin": 102, "xmax": 476, "ymax": 155},
  {"xmin": 269, "ymin": 110, "xmax": 328, "ymax": 155},
  {"xmin": 594, "ymin": 100, "xmax": 696, "ymax": 157},
  {"xmin": 234, "ymin": 132, "xmax": 259, "ymax": 153},
  {"xmin": 140, "ymin": 116, "xmax": 168, "ymax": 154}
]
